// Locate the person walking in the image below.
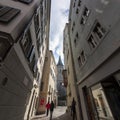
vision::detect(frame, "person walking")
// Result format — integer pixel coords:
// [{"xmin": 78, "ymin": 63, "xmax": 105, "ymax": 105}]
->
[
  {"xmin": 46, "ymin": 101, "xmax": 51, "ymax": 116},
  {"xmin": 50, "ymin": 101, "xmax": 54, "ymax": 120},
  {"xmin": 71, "ymin": 98, "xmax": 77, "ymax": 120}
]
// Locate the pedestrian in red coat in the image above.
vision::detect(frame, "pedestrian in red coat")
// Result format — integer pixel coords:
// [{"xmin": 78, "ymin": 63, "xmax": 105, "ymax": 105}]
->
[{"xmin": 46, "ymin": 101, "xmax": 51, "ymax": 116}]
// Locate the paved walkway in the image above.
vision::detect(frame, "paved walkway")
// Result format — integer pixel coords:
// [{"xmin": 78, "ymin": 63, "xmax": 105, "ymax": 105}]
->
[
  {"xmin": 53, "ymin": 112, "xmax": 72, "ymax": 120},
  {"xmin": 31, "ymin": 106, "xmax": 72, "ymax": 120},
  {"xmin": 32, "ymin": 112, "xmax": 72, "ymax": 120}
]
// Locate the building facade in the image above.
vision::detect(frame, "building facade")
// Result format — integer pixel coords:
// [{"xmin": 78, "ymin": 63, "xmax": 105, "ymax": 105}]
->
[
  {"xmin": 63, "ymin": 23, "xmax": 81, "ymax": 120},
  {"xmin": 0, "ymin": 0, "xmax": 51, "ymax": 120},
  {"xmin": 37, "ymin": 50, "xmax": 57, "ymax": 114},
  {"xmin": 57, "ymin": 56, "xmax": 66, "ymax": 106},
  {"xmin": 67, "ymin": 0, "xmax": 120, "ymax": 120},
  {"xmin": 24, "ymin": 0, "xmax": 51, "ymax": 119}
]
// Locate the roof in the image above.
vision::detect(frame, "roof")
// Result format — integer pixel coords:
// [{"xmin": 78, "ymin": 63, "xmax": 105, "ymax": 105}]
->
[{"xmin": 57, "ymin": 56, "xmax": 63, "ymax": 66}]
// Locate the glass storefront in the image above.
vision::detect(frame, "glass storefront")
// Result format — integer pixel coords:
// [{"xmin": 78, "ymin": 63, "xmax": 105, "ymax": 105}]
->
[
  {"xmin": 91, "ymin": 83, "xmax": 114, "ymax": 120},
  {"xmin": 91, "ymin": 72, "xmax": 120, "ymax": 120}
]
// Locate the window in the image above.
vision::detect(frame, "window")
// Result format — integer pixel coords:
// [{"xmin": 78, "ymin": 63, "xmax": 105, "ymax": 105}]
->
[
  {"xmin": 45, "ymin": 56, "xmax": 48, "ymax": 61},
  {"xmin": 36, "ymin": 72, "xmax": 40, "ymax": 82},
  {"xmin": 78, "ymin": 51, "xmax": 86, "ymax": 67},
  {"xmin": 34, "ymin": 13, "xmax": 40, "ymax": 35},
  {"xmin": 81, "ymin": 51, "xmax": 86, "ymax": 63},
  {"xmin": 74, "ymin": 32, "xmax": 79, "ymax": 47},
  {"xmin": 0, "ymin": 36, "xmax": 12, "ymax": 61},
  {"xmin": 78, "ymin": 0, "xmax": 81, "ymax": 6},
  {"xmin": 40, "ymin": 82, "xmax": 44, "ymax": 91},
  {"xmin": 27, "ymin": 46, "xmax": 37, "ymax": 73},
  {"xmin": 80, "ymin": 17, "xmax": 86, "ymax": 25},
  {"xmin": 20, "ymin": 29, "xmax": 37, "ymax": 73},
  {"xmin": 29, "ymin": 53, "xmax": 36, "ymax": 72},
  {"xmin": 0, "ymin": 6, "xmax": 3, "ymax": 9},
  {"xmin": 21, "ymin": 29, "xmax": 33, "ymax": 59},
  {"xmin": 72, "ymin": 22, "xmax": 75, "ymax": 32},
  {"xmin": 33, "ymin": 60, "xmax": 38, "ymax": 77},
  {"xmin": 72, "ymin": 27, "xmax": 74, "ymax": 32},
  {"xmin": 18, "ymin": 0, "xmax": 33, "ymax": 4},
  {"xmin": 76, "ymin": 32, "xmax": 79, "ymax": 38},
  {"xmin": 93, "ymin": 22, "xmax": 106, "ymax": 39},
  {"xmin": 28, "ymin": 45, "xmax": 34, "ymax": 59},
  {"xmin": 78, "ymin": 56, "xmax": 82, "ymax": 67},
  {"xmin": 88, "ymin": 35, "xmax": 98, "ymax": 49},
  {"xmin": 73, "ymin": 22, "xmax": 75, "ymax": 26},
  {"xmin": 2, "ymin": 77, "xmax": 8, "ymax": 86},
  {"xmin": 28, "ymin": 47, "xmax": 35, "ymax": 62},
  {"xmin": 88, "ymin": 21, "xmax": 106, "ymax": 50},
  {"xmin": 0, "ymin": 5, "xmax": 20, "ymax": 23},
  {"xmin": 76, "ymin": 8, "xmax": 79, "ymax": 14},
  {"xmin": 36, "ymin": 37, "xmax": 40, "ymax": 54},
  {"xmin": 44, "ymin": 0, "xmax": 46, "ymax": 9},
  {"xmin": 73, "ymin": 2, "xmax": 75, "ymax": 7},
  {"xmin": 74, "ymin": 39, "xmax": 76, "ymax": 46},
  {"xmin": 80, "ymin": 7, "xmax": 90, "ymax": 25},
  {"xmin": 40, "ymin": 5, "xmax": 43, "ymax": 17},
  {"xmin": 83, "ymin": 7, "xmax": 90, "ymax": 17}
]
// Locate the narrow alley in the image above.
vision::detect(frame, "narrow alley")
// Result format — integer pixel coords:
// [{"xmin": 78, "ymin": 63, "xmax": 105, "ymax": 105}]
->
[{"xmin": 0, "ymin": 0, "xmax": 120, "ymax": 120}]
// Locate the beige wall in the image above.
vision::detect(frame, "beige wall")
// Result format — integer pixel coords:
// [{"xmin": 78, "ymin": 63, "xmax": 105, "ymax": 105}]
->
[
  {"xmin": 63, "ymin": 23, "xmax": 81, "ymax": 120},
  {"xmin": 37, "ymin": 50, "xmax": 57, "ymax": 114},
  {"xmin": 24, "ymin": 0, "xmax": 51, "ymax": 118}
]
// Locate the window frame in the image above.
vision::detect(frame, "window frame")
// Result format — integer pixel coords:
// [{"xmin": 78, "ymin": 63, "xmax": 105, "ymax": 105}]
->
[
  {"xmin": 80, "ymin": 6, "xmax": 90, "ymax": 25},
  {"xmin": 78, "ymin": 50, "xmax": 86, "ymax": 68},
  {"xmin": 87, "ymin": 20, "xmax": 107, "ymax": 51}
]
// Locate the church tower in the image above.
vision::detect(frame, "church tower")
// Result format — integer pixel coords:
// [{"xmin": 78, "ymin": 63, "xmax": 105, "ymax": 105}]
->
[{"xmin": 57, "ymin": 56, "xmax": 66, "ymax": 106}]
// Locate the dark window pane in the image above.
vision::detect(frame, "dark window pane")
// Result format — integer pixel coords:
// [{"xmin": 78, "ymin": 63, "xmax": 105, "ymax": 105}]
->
[
  {"xmin": 0, "ymin": 6, "xmax": 20, "ymax": 23},
  {"xmin": 0, "ymin": 37, "xmax": 11, "ymax": 61}
]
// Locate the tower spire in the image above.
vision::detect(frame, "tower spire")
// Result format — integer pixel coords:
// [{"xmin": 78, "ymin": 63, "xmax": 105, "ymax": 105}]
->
[{"xmin": 57, "ymin": 56, "xmax": 63, "ymax": 66}]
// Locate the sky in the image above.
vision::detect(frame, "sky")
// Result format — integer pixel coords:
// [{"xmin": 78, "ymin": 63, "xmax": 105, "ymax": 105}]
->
[{"xmin": 49, "ymin": 0, "xmax": 70, "ymax": 64}]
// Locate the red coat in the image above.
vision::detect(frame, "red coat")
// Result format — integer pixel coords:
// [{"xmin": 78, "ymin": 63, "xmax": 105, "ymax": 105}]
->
[{"xmin": 46, "ymin": 103, "xmax": 50, "ymax": 109}]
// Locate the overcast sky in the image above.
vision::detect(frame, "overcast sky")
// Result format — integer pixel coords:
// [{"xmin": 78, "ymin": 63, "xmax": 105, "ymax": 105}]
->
[{"xmin": 49, "ymin": 0, "xmax": 70, "ymax": 64}]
